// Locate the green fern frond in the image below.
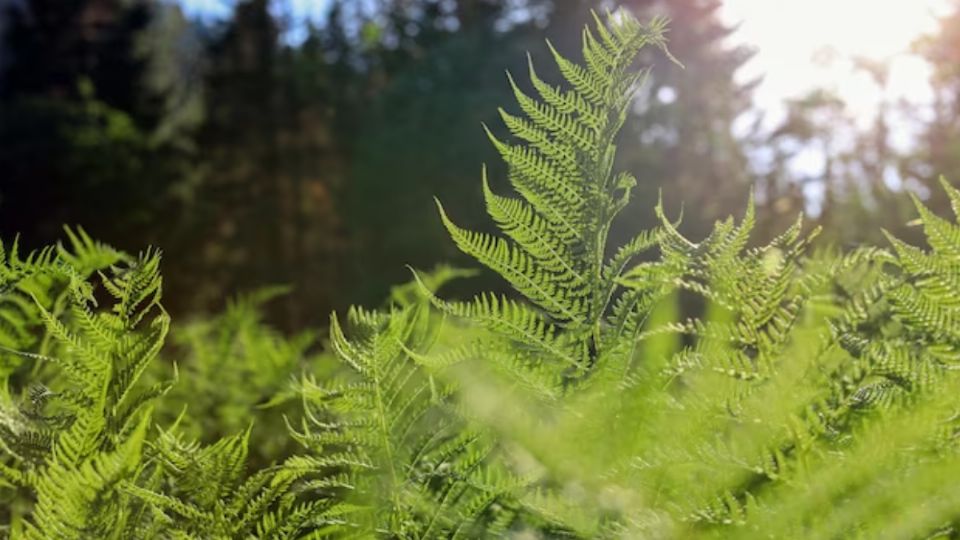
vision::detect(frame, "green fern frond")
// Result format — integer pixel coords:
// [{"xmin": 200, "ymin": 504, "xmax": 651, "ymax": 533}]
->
[
  {"xmin": 21, "ymin": 412, "xmax": 149, "ymax": 539},
  {"xmin": 0, "ymin": 242, "xmax": 174, "ymax": 535},
  {"xmin": 123, "ymin": 419, "xmax": 309, "ymax": 538},
  {"xmin": 290, "ymin": 305, "xmax": 522, "ymax": 536},
  {"xmin": 428, "ymin": 10, "xmax": 678, "ymax": 383}
]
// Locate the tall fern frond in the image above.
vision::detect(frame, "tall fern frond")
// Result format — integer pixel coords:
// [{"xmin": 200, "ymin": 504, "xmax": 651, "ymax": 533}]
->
[{"xmin": 426, "ymin": 10, "xmax": 679, "ymax": 381}]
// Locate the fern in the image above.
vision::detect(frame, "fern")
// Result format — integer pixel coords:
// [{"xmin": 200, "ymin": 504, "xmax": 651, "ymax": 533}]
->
[
  {"xmin": 0, "ymin": 237, "xmax": 168, "ymax": 536},
  {"xmin": 150, "ymin": 287, "xmax": 318, "ymax": 467},
  {"xmin": 0, "ymin": 227, "xmax": 123, "ymax": 402},
  {"xmin": 289, "ymin": 304, "xmax": 523, "ymax": 537},
  {"xmin": 424, "ymin": 10, "xmax": 679, "ymax": 382},
  {"xmin": 122, "ymin": 422, "xmax": 312, "ymax": 539},
  {"xmin": 437, "ymin": 188, "xmax": 960, "ymax": 537},
  {"xmin": 20, "ymin": 414, "xmax": 150, "ymax": 539},
  {"xmin": 414, "ymin": 10, "xmax": 960, "ymax": 537}
]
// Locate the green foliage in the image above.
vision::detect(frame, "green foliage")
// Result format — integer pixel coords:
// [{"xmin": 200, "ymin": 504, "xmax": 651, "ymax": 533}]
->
[
  {"xmin": 425, "ymin": 11, "xmax": 677, "ymax": 385},
  {"xmin": 150, "ymin": 287, "xmax": 320, "ymax": 467},
  {"xmin": 0, "ymin": 238, "xmax": 167, "ymax": 537},
  {"xmin": 123, "ymin": 424, "xmax": 308, "ymax": 538},
  {"xmin": 2, "ymin": 8, "xmax": 960, "ymax": 539},
  {"xmin": 0, "ymin": 227, "xmax": 120, "ymax": 397},
  {"xmin": 287, "ymin": 303, "xmax": 523, "ymax": 537},
  {"xmin": 414, "ymin": 8, "xmax": 960, "ymax": 538}
]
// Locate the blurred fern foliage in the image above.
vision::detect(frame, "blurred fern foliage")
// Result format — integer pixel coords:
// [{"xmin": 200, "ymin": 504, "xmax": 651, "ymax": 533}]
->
[{"xmin": 0, "ymin": 8, "xmax": 958, "ymax": 539}]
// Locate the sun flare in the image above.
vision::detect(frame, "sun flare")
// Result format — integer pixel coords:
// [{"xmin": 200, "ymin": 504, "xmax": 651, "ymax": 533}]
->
[{"xmin": 724, "ymin": 0, "xmax": 952, "ymax": 123}]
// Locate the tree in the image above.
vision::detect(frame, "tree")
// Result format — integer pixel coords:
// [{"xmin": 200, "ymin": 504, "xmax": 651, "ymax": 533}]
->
[
  {"xmin": 910, "ymin": 0, "xmax": 960, "ymax": 221},
  {"xmin": 0, "ymin": 0, "xmax": 198, "ymax": 260},
  {"xmin": 342, "ymin": 0, "xmax": 544, "ymax": 306},
  {"xmin": 178, "ymin": 0, "xmax": 343, "ymax": 329}
]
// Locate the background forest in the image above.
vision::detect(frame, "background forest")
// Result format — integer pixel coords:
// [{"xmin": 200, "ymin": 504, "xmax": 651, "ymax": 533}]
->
[{"xmin": 5, "ymin": 0, "xmax": 959, "ymax": 329}]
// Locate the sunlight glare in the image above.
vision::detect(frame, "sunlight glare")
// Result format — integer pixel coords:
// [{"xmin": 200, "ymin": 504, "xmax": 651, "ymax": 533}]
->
[{"xmin": 723, "ymin": 0, "xmax": 952, "ymax": 126}]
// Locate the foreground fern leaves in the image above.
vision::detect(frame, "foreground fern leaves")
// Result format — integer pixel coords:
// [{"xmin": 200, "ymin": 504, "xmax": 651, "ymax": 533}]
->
[
  {"xmin": 0, "ymin": 8, "xmax": 959, "ymax": 539},
  {"xmin": 426, "ymin": 12, "xmax": 676, "ymax": 381},
  {"xmin": 420, "ymin": 7, "xmax": 960, "ymax": 539},
  {"xmin": 291, "ymin": 305, "xmax": 523, "ymax": 537},
  {"xmin": 0, "ymin": 238, "xmax": 166, "ymax": 538}
]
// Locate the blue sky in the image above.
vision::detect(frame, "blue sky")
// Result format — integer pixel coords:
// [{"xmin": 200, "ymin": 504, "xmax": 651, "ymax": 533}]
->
[{"xmin": 179, "ymin": 0, "xmax": 333, "ymax": 24}]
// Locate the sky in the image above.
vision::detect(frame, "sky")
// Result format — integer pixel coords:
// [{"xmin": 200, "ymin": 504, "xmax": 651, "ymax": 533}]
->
[{"xmin": 179, "ymin": 0, "xmax": 331, "ymax": 23}]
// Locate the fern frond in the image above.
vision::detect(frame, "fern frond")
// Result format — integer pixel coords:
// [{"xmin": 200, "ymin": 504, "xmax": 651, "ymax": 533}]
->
[
  {"xmin": 21, "ymin": 413, "xmax": 149, "ymax": 540},
  {"xmin": 429, "ymin": 10, "xmax": 679, "ymax": 382}
]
